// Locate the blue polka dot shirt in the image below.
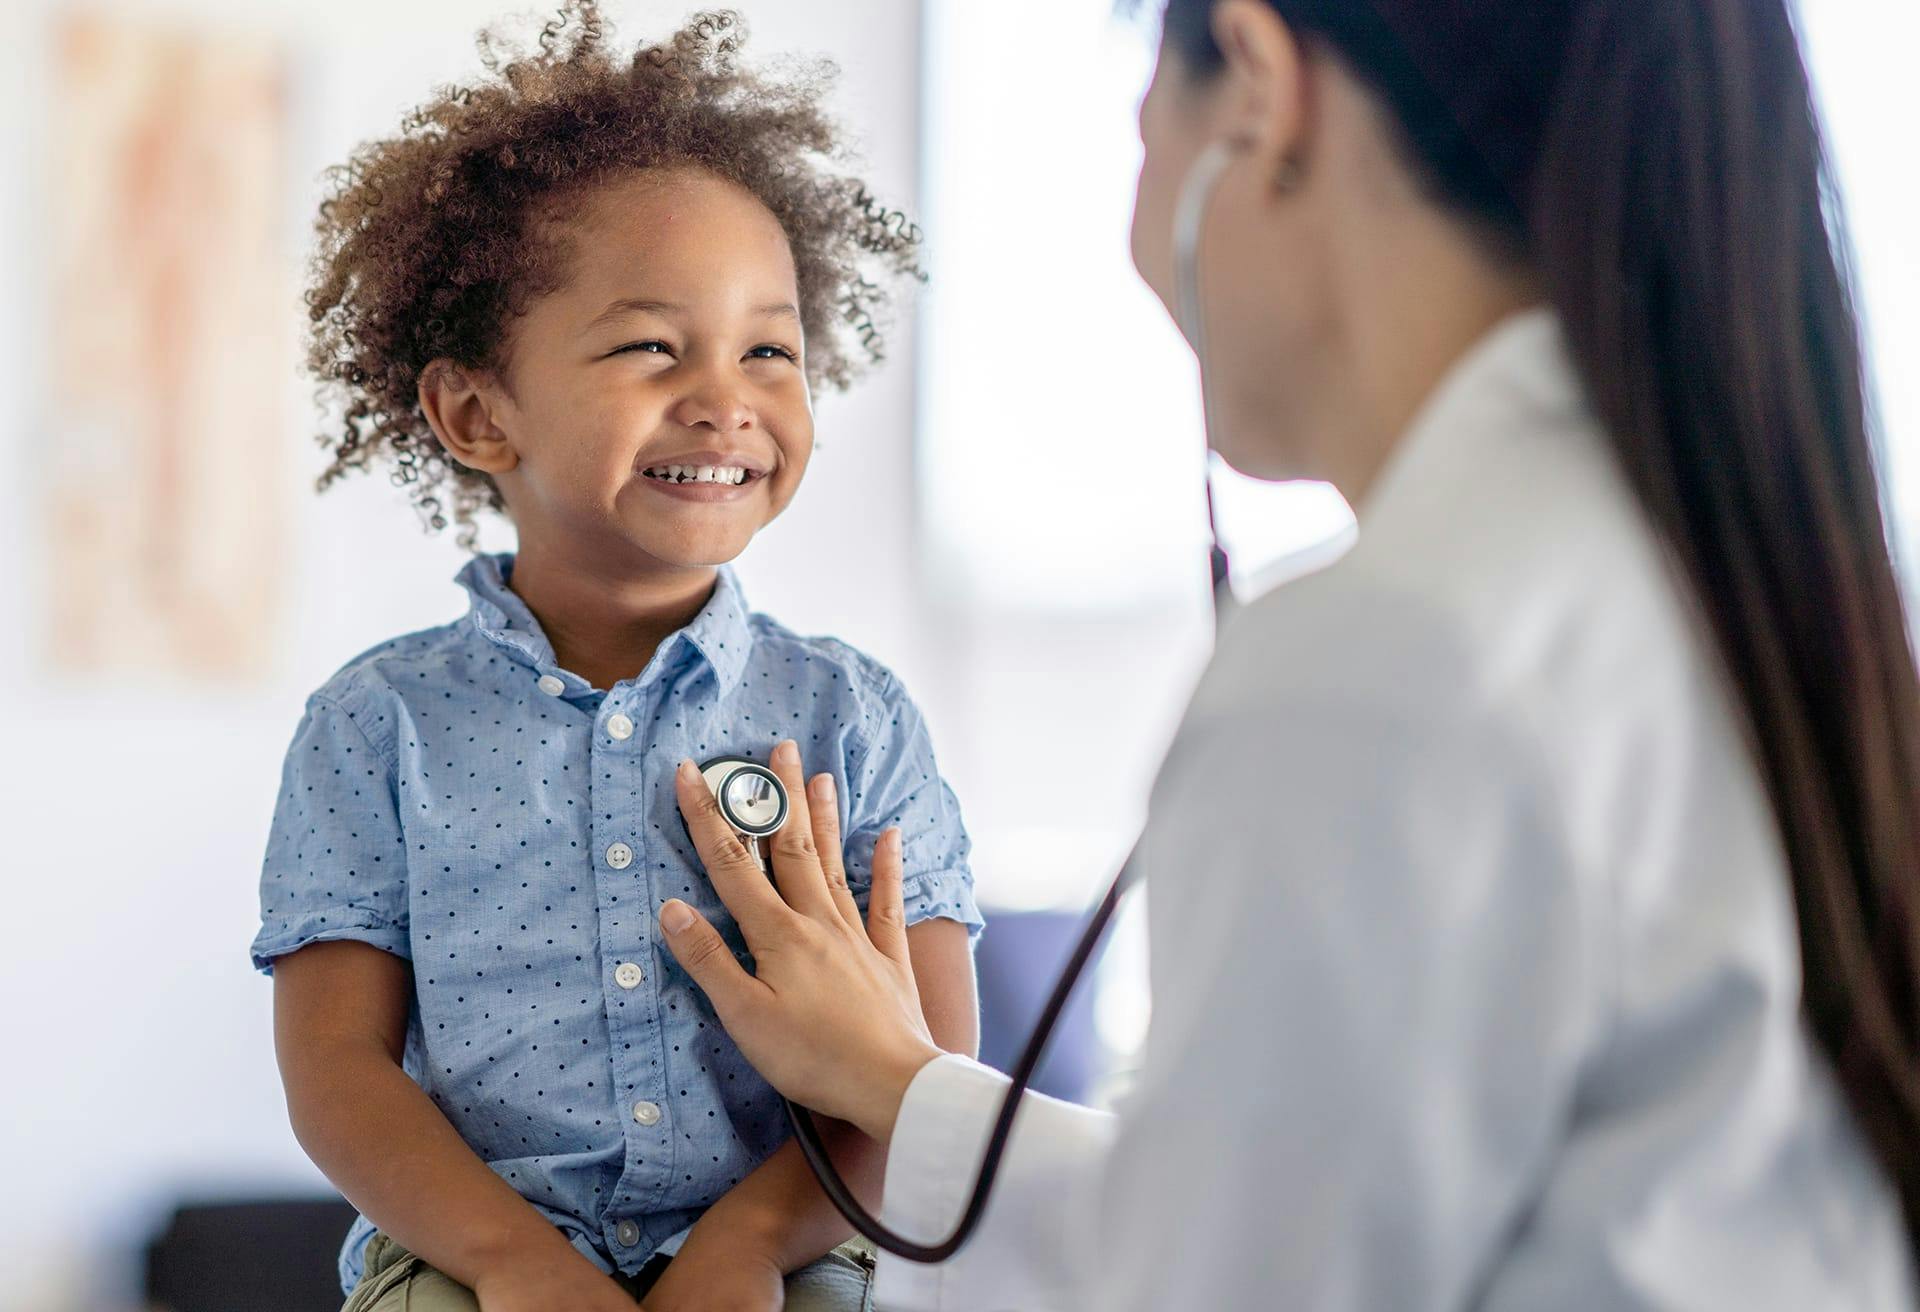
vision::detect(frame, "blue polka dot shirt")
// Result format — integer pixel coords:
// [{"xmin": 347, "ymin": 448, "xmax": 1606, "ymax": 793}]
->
[{"xmin": 250, "ymin": 554, "xmax": 982, "ymax": 1293}]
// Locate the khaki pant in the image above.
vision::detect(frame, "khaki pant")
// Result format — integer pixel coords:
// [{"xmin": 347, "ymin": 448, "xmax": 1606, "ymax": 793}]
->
[{"xmin": 341, "ymin": 1232, "xmax": 876, "ymax": 1312}]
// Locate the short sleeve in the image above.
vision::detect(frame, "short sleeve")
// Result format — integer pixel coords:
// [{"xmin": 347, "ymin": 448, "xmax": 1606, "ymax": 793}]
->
[
  {"xmin": 250, "ymin": 694, "xmax": 411, "ymax": 974},
  {"xmin": 844, "ymin": 673, "xmax": 984, "ymax": 939}
]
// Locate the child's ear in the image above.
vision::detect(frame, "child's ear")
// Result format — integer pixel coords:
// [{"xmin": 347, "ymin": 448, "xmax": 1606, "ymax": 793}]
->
[{"xmin": 418, "ymin": 359, "xmax": 520, "ymax": 475}]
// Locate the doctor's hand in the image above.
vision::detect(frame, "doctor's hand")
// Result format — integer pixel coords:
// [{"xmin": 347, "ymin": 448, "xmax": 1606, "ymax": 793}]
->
[{"xmin": 660, "ymin": 741, "xmax": 943, "ymax": 1144}]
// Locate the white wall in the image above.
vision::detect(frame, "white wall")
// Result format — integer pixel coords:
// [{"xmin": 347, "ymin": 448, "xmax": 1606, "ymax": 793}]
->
[{"xmin": 0, "ymin": 4, "xmax": 926, "ymax": 1308}]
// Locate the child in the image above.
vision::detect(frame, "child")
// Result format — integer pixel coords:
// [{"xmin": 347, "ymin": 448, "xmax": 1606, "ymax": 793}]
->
[{"xmin": 250, "ymin": 8, "xmax": 982, "ymax": 1310}]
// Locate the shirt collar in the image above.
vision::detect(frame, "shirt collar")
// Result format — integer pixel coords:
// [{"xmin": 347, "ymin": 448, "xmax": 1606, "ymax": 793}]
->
[
  {"xmin": 1359, "ymin": 308, "xmax": 1589, "ymax": 531},
  {"xmin": 456, "ymin": 553, "xmax": 754, "ymax": 697}
]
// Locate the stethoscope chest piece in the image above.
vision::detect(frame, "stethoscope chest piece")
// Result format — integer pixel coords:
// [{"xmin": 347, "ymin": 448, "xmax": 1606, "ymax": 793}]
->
[{"xmin": 695, "ymin": 755, "xmax": 789, "ymax": 871}]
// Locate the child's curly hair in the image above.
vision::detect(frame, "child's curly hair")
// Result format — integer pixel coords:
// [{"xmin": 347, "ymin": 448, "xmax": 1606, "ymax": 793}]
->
[{"xmin": 304, "ymin": 4, "xmax": 923, "ymax": 543}]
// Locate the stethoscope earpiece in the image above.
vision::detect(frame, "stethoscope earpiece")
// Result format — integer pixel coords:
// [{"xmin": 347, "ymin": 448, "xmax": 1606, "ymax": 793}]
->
[{"xmin": 1173, "ymin": 139, "xmax": 1238, "ymax": 611}]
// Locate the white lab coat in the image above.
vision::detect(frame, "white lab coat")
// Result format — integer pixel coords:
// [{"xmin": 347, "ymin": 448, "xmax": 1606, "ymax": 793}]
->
[{"xmin": 872, "ymin": 312, "xmax": 1918, "ymax": 1311}]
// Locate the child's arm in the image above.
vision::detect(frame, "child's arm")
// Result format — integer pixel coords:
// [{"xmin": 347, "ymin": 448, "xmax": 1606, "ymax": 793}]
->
[
  {"xmin": 644, "ymin": 916, "xmax": 979, "ymax": 1301},
  {"xmin": 273, "ymin": 940, "xmax": 638, "ymax": 1311}
]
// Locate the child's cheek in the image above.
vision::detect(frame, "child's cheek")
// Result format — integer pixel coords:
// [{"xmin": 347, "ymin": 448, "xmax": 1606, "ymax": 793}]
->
[{"xmin": 767, "ymin": 463, "xmax": 807, "ymax": 520}]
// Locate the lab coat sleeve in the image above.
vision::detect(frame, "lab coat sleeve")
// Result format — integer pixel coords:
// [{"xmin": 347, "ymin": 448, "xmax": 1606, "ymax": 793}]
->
[
  {"xmin": 875, "ymin": 597, "xmax": 1594, "ymax": 1310},
  {"xmin": 874, "ymin": 1054, "xmax": 1117, "ymax": 1311}
]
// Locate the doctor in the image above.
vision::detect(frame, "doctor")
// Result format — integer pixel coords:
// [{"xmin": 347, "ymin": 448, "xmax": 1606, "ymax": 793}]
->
[{"xmin": 655, "ymin": 0, "xmax": 1920, "ymax": 1306}]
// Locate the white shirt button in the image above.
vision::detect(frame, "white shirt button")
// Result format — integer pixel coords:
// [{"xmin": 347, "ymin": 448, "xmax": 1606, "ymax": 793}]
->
[
  {"xmin": 614, "ymin": 961, "xmax": 643, "ymax": 989},
  {"xmin": 614, "ymin": 1220, "xmax": 641, "ymax": 1247},
  {"xmin": 606, "ymin": 713, "xmax": 634, "ymax": 741},
  {"xmin": 605, "ymin": 842, "xmax": 634, "ymax": 870},
  {"xmin": 632, "ymin": 1100, "xmax": 662, "ymax": 1126},
  {"xmin": 536, "ymin": 674, "xmax": 565, "ymax": 697}
]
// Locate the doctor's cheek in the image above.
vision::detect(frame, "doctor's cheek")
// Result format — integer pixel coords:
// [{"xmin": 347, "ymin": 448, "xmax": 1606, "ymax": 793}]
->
[{"xmin": 1130, "ymin": 177, "xmax": 1177, "ymax": 308}]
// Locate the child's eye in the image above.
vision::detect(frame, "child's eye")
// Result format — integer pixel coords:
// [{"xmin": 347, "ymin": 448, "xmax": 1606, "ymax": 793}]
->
[
  {"xmin": 613, "ymin": 340, "xmax": 672, "ymax": 357},
  {"xmin": 747, "ymin": 345, "xmax": 799, "ymax": 362}
]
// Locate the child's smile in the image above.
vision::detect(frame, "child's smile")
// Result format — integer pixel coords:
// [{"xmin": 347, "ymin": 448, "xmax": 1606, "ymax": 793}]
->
[{"xmin": 638, "ymin": 450, "xmax": 771, "ymax": 501}]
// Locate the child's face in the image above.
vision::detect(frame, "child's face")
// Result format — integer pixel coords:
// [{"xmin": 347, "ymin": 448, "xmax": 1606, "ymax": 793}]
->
[{"xmin": 443, "ymin": 167, "xmax": 813, "ymax": 572}]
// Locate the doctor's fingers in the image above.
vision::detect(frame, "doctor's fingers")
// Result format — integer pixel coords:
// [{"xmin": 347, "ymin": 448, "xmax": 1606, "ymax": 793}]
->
[
  {"xmin": 657, "ymin": 898, "xmax": 771, "ymax": 1029},
  {"xmin": 805, "ymin": 772, "xmax": 864, "ymax": 931},
  {"xmin": 760, "ymin": 740, "xmax": 845, "ymax": 923},
  {"xmin": 865, "ymin": 828, "xmax": 911, "ymax": 965},
  {"xmin": 674, "ymin": 759, "xmax": 793, "ymax": 942}
]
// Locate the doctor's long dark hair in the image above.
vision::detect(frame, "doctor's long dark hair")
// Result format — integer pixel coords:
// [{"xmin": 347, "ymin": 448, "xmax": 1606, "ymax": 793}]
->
[{"xmin": 1164, "ymin": 0, "xmax": 1920, "ymax": 1248}]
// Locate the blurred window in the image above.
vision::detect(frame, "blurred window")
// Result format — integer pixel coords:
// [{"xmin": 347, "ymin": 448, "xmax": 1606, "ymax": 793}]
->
[{"xmin": 1800, "ymin": 2, "xmax": 1920, "ymax": 575}]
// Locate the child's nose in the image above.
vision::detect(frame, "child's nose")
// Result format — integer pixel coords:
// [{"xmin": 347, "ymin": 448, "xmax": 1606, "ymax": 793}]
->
[{"xmin": 670, "ymin": 381, "xmax": 755, "ymax": 432}]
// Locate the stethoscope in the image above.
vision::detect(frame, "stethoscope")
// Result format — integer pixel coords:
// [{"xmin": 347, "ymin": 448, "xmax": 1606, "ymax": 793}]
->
[
  {"xmin": 693, "ymin": 757, "xmax": 791, "ymax": 871},
  {"xmin": 695, "ymin": 141, "xmax": 1242, "ymax": 1264}
]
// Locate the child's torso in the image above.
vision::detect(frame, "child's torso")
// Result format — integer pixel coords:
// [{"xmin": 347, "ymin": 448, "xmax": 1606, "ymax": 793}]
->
[{"xmin": 335, "ymin": 562, "xmax": 893, "ymax": 1267}]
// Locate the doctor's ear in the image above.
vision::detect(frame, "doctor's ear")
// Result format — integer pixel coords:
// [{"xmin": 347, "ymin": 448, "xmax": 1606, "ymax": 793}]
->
[
  {"xmin": 1209, "ymin": 0, "xmax": 1312, "ymax": 193},
  {"xmin": 418, "ymin": 359, "xmax": 520, "ymax": 476}
]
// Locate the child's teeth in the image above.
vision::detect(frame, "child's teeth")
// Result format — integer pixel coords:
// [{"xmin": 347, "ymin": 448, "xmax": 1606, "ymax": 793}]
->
[{"xmin": 647, "ymin": 465, "xmax": 748, "ymax": 483}]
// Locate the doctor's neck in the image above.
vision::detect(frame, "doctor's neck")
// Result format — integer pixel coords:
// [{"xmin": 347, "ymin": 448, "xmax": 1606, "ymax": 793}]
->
[
  {"xmin": 1306, "ymin": 185, "xmax": 1541, "ymax": 509},
  {"xmin": 1256, "ymin": 58, "xmax": 1542, "ymax": 506}
]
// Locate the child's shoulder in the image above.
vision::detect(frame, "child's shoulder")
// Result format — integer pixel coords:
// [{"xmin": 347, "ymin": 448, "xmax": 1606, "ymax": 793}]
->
[
  {"xmin": 742, "ymin": 608, "xmax": 907, "ymax": 699},
  {"xmin": 297, "ymin": 616, "xmax": 476, "ymax": 741},
  {"xmin": 737, "ymin": 608, "xmax": 929, "ymax": 750}
]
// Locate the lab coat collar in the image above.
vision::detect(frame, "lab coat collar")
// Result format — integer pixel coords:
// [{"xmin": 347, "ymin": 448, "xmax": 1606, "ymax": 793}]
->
[{"xmin": 1358, "ymin": 308, "xmax": 1590, "ymax": 531}]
